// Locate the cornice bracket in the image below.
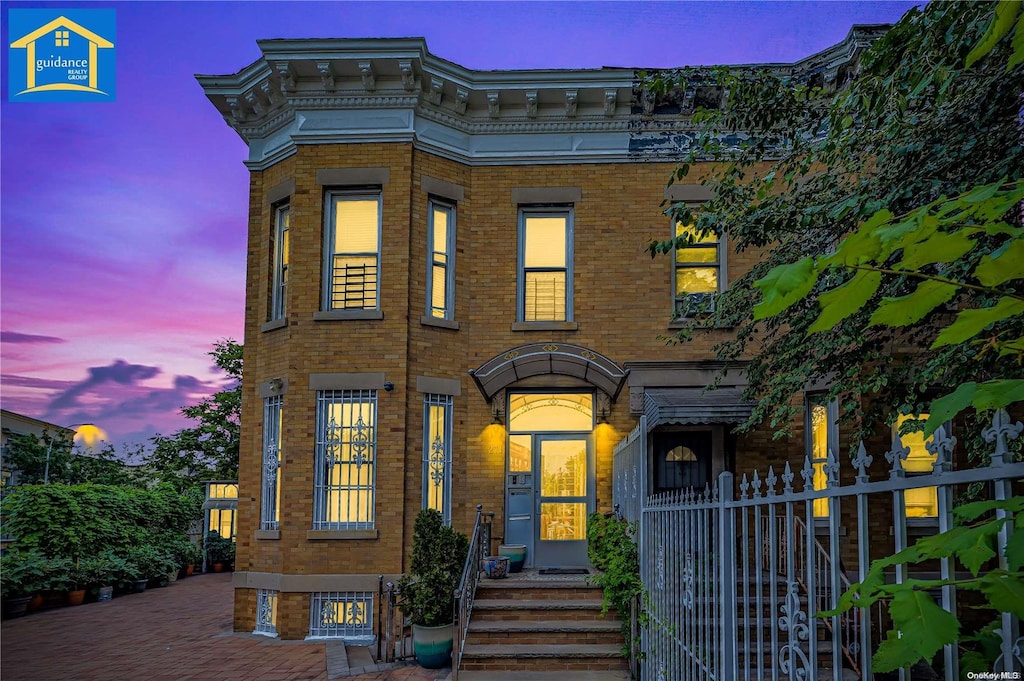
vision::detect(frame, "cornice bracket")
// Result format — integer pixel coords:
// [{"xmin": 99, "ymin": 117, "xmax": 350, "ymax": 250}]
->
[
  {"xmin": 427, "ymin": 77, "xmax": 444, "ymax": 105},
  {"xmin": 525, "ymin": 90, "xmax": 538, "ymax": 119},
  {"xmin": 274, "ymin": 61, "xmax": 296, "ymax": 95},
  {"xmin": 244, "ymin": 89, "xmax": 264, "ymax": 117},
  {"xmin": 316, "ymin": 61, "xmax": 336, "ymax": 92},
  {"xmin": 487, "ymin": 91, "xmax": 500, "ymax": 119},
  {"xmin": 604, "ymin": 89, "xmax": 617, "ymax": 117},
  {"xmin": 398, "ymin": 60, "xmax": 416, "ymax": 91},
  {"xmin": 357, "ymin": 61, "xmax": 376, "ymax": 91},
  {"xmin": 565, "ymin": 90, "xmax": 578, "ymax": 117},
  {"xmin": 455, "ymin": 87, "xmax": 469, "ymax": 114}
]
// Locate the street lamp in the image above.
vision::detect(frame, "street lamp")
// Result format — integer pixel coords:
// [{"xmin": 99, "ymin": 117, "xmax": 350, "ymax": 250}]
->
[{"xmin": 43, "ymin": 422, "xmax": 97, "ymax": 484}]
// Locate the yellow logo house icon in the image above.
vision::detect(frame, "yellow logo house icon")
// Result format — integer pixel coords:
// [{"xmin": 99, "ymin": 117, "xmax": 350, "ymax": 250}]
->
[{"xmin": 10, "ymin": 16, "xmax": 114, "ymax": 94}]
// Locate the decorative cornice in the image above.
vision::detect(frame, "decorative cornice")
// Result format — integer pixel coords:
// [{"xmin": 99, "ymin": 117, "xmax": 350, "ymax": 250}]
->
[{"xmin": 198, "ymin": 28, "xmax": 887, "ymax": 166}]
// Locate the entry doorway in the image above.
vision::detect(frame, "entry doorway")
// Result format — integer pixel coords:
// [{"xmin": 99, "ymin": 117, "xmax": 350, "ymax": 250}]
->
[{"xmin": 504, "ymin": 393, "xmax": 595, "ymax": 568}]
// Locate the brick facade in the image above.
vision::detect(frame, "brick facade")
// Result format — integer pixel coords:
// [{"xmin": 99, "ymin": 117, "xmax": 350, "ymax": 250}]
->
[{"xmin": 198, "ymin": 33, "xmax": 890, "ymax": 640}]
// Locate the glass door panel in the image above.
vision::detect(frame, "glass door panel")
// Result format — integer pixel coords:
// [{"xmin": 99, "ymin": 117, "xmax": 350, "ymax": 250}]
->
[{"xmin": 535, "ymin": 436, "xmax": 591, "ymax": 566}]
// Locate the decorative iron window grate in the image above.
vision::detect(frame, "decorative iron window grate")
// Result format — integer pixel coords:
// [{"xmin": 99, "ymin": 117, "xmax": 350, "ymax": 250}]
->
[
  {"xmin": 423, "ymin": 394, "xmax": 453, "ymax": 524},
  {"xmin": 330, "ymin": 258, "xmax": 378, "ymax": 309},
  {"xmin": 313, "ymin": 390, "xmax": 377, "ymax": 529},
  {"xmin": 260, "ymin": 396, "xmax": 282, "ymax": 530},
  {"xmin": 308, "ymin": 591, "xmax": 374, "ymax": 642},
  {"xmin": 254, "ymin": 589, "xmax": 278, "ymax": 636}
]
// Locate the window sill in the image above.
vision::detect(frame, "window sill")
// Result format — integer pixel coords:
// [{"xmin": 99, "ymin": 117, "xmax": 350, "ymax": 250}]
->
[
  {"xmin": 306, "ymin": 529, "xmax": 379, "ymax": 541},
  {"xmin": 667, "ymin": 319, "xmax": 732, "ymax": 330},
  {"xmin": 254, "ymin": 530, "xmax": 280, "ymax": 540},
  {"xmin": 511, "ymin": 321, "xmax": 578, "ymax": 332},
  {"xmin": 260, "ymin": 319, "xmax": 287, "ymax": 333},
  {"xmin": 812, "ymin": 518, "xmax": 847, "ymax": 536},
  {"xmin": 420, "ymin": 315, "xmax": 460, "ymax": 331},
  {"xmin": 313, "ymin": 309, "xmax": 384, "ymax": 321}
]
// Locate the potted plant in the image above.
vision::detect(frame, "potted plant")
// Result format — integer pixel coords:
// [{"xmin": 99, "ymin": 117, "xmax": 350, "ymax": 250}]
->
[
  {"xmin": 397, "ymin": 509, "xmax": 469, "ymax": 669},
  {"xmin": 86, "ymin": 554, "xmax": 125, "ymax": 601},
  {"xmin": 66, "ymin": 558, "xmax": 88, "ymax": 606},
  {"xmin": 204, "ymin": 531, "xmax": 233, "ymax": 572},
  {"xmin": 183, "ymin": 541, "xmax": 202, "ymax": 577},
  {"xmin": 41, "ymin": 555, "xmax": 73, "ymax": 608},
  {"xmin": 124, "ymin": 546, "xmax": 166, "ymax": 592},
  {"xmin": 1, "ymin": 549, "xmax": 47, "ymax": 618}
]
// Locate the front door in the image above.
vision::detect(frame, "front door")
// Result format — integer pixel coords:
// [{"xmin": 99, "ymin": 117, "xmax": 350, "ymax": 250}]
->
[{"xmin": 535, "ymin": 434, "xmax": 592, "ymax": 567}]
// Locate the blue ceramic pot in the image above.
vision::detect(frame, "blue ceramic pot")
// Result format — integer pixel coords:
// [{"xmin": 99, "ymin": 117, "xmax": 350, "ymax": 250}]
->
[
  {"xmin": 498, "ymin": 544, "xmax": 527, "ymax": 573},
  {"xmin": 483, "ymin": 555, "xmax": 509, "ymax": 579}
]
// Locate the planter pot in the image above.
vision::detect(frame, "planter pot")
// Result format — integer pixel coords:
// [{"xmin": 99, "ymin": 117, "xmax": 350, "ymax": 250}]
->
[
  {"xmin": 132, "ymin": 579, "xmax": 148, "ymax": 594},
  {"xmin": 97, "ymin": 585, "xmax": 114, "ymax": 602},
  {"xmin": 185, "ymin": 564, "xmax": 195, "ymax": 577},
  {"xmin": 150, "ymin": 576, "xmax": 169, "ymax": 588},
  {"xmin": 2, "ymin": 595, "xmax": 32, "ymax": 619},
  {"xmin": 211, "ymin": 562, "xmax": 225, "ymax": 573},
  {"xmin": 67, "ymin": 589, "xmax": 87, "ymax": 606},
  {"xmin": 483, "ymin": 555, "xmax": 509, "ymax": 579},
  {"xmin": 498, "ymin": 544, "xmax": 527, "ymax": 573},
  {"xmin": 168, "ymin": 570, "xmax": 178, "ymax": 582},
  {"xmin": 412, "ymin": 622, "xmax": 453, "ymax": 669},
  {"xmin": 28, "ymin": 593, "xmax": 44, "ymax": 612}
]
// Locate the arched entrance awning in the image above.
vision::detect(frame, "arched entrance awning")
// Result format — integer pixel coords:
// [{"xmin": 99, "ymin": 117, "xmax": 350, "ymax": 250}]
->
[{"xmin": 469, "ymin": 343, "xmax": 628, "ymax": 402}]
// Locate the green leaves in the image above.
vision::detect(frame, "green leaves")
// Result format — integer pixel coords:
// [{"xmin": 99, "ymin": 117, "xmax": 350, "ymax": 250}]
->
[
  {"xmin": 809, "ymin": 270, "xmax": 882, "ymax": 331},
  {"xmin": 975, "ymin": 239, "xmax": 1024, "ymax": 286},
  {"xmin": 979, "ymin": 571, "xmax": 1024, "ymax": 619},
  {"xmin": 932, "ymin": 298, "xmax": 1024, "ymax": 349},
  {"xmin": 870, "ymin": 280, "xmax": 957, "ymax": 328},
  {"xmin": 873, "ymin": 589, "xmax": 959, "ymax": 672},
  {"xmin": 965, "ymin": 0, "xmax": 1022, "ymax": 69},
  {"xmin": 752, "ymin": 256, "xmax": 817, "ymax": 319},
  {"xmin": 925, "ymin": 381, "xmax": 1024, "ymax": 435}
]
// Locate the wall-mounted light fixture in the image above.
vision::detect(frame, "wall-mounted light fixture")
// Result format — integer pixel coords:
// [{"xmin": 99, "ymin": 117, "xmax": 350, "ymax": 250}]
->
[{"xmin": 490, "ymin": 400, "xmax": 505, "ymax": 425}]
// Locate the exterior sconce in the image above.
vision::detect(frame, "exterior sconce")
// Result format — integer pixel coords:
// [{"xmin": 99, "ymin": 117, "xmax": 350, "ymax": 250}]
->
[
  {"xmin": 597, "ymin": 405, "xmax": 610, "ymax": 424},
  {"xmin": 596, "ymin": 394, "xmax": 611, "ymax": 424},
  {"xmin": 490, "ymin": 400, "xmax": 505, "ymax": 425}
]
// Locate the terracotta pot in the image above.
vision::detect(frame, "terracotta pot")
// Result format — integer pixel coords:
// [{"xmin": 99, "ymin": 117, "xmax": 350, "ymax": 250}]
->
[
  {"xmin": 28, "ymin": 593, "xmax": 44, "ymax": 612},
  {"xmin": 185, "ymin": 564, "xmax": 195, "ymax": 577},
  {"xmin": 67, "ymin": 589, "xmax": 87, "ymax": 606},
  {"xmin": 211, "ymin": 562, "xmax": 225, "ymax": 573}
]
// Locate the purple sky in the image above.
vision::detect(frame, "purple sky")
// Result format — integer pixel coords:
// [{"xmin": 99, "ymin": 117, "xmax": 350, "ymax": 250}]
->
[{"xmin": 0, "ymin": 1, "xmax": 919, "ymax": 450}]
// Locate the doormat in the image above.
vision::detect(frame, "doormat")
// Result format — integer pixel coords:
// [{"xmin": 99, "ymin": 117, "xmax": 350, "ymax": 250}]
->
[{"xmin": 539, "ymin": 568, "xmax": 589, "ymax": 575}]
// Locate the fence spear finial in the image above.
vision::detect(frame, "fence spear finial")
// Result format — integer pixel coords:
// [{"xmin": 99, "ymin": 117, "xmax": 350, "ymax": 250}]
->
[{"xmin": 852, "ymin": 441, "xmax": 873, "ymax": 484}]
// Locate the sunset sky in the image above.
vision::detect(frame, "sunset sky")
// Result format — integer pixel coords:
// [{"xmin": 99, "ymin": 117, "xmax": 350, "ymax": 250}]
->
[{"xmin": 0, "ymin": 0, "xmax": 918, "ymax": 450}]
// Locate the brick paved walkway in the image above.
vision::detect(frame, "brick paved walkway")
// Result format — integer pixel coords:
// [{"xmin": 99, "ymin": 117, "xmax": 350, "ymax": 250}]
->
[{"xmin": 0, "ymin": 573, "xmax": 443, "ymax": 681}]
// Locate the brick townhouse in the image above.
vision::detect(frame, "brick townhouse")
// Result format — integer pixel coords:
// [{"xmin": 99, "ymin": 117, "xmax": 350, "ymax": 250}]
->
[{"xmin": 198, "ymin": 26, "xmax": 934, "ymax": 642}]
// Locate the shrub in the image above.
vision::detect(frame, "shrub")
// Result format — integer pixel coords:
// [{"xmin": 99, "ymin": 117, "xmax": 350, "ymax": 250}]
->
[
  {"xmin": 0, "ymin": 549, "xmax": 48, "ymax": 598},
  {"xmin": 398, "ymin": 509, "xmax": 469, "ymax": 627},
  {"xmin": 587, "ymin": 511, "xmax": 642, "ymax": 653},
  {"xmin": 204, "ymin": 531, "xmax": 234, "ymax": 564}
]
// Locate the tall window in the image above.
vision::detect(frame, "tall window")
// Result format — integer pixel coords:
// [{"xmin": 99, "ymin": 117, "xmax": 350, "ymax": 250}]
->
[
  {"xmin": 260, "ymin": 396, "xmax": 282, "ymax": 531},
  {"xmin": 313, "ymin": 390, "xmax": 377, "ymax": 529},
  {"xmin": 519, "ymin": 209, "xmax": 573, "ymax": 322},
  {"xmin": 324, "ymin": 192, "xmax": 381, "ymax": 311},
  {"xmin": 423, "ymin": 394, "xmax": 453, "ymax": 524},
  {"xmin": 806, "ymin": 396, "xmax": 838, "ymax": 517},
  {"xmin": 674, "ymin": 220, "xmax": 722, "ymax": 317},
  {"xmin": 427, "ymin": 200, "xmax": 456, "ymax": 319},
  {"xmin": 895, "ymin": 414, "xmax": 939, "ymax": 518},
  {"xmin": 270, "ymin": 204, "xmax": 290, "ymax": 321}
]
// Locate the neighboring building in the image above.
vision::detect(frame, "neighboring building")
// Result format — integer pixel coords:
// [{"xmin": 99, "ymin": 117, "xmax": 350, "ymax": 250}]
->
[
  {"xmin": 198, "ymin": 28, "xmax": 898, "ymax": 641},
  {"xmin": 0, "ymin": 409, "xmax": 74, "ymax": 491}
]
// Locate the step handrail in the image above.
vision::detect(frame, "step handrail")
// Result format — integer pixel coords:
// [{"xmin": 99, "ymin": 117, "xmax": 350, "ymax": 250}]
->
[{"xmin": 452, "ymin": 504, "xmax": 491, "ymax": 680}]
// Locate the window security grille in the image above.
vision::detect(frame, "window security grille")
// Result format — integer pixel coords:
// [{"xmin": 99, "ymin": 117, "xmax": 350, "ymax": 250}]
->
[
  {"xmin": 260, "ymin": 395, "xmax": 282, "ymax": 530},
  {"xmin": 423, "ymin": 394, "xmax": 453, "ymax": 524},
  {"xmin": 308, "ymin": 591, "xmax": 374, "ymax": 642},
  {"xmin": 313, "ymin": 390, "xmax": 377, "ymax": 529},
  {"xmin": 254, "ymin": 589, "xmax": 278, "ymax": 636}
]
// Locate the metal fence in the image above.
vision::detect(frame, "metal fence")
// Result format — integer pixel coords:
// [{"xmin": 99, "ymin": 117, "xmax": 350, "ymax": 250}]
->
[{"xmin": 613, "ymin": 409, "xmax": 1024, "ymax": 680}]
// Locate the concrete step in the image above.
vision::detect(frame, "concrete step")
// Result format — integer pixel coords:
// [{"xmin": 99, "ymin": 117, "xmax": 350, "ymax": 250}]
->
[
  {"xmin": 466, "ymin": 618, "xmax": 622, "ymax": 645},
  {"xmin": 459, "ymin": 643, "xmax": 628, "ymax": 672},
  {"xmin": 476, "ymin": 580, "xmax": 603, "ymax": 600},
  {"xmin": 455, "ymin": 672, "xmax": 631, "ymax": 681},
  {"xmin": 470, "ymin": 598, "xmax": 609, "ymax": 621}
]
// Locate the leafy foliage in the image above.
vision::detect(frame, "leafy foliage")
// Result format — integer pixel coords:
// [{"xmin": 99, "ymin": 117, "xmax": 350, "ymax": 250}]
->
[
  {"xmin": 0, "ymin": 548, "xmax": 49, "ymax": 598},
  {"xmin": 826, "ymin": 497, "xmax": 1024, "ymax": 671},
  {"xmin": 398, "ymin": 509, "xmax": 469, "ymax": 627},
  {"xmin": 1, "ymin": 483, "xmax": 201, "ymax": 564},
  {"xmin": 146, "ymin": 339, "xmax": 242, "ymax": 485},
  {"xmin": 1, "ymin": 432, "xmax": 148, "ymax": 487},
  {"xmin": 587, "ymin": 511, "xmax": 643, "ymax": 654},
  {"xmin": 646, "ymin": 2, "xmax": 1024, "ymax": 451}
]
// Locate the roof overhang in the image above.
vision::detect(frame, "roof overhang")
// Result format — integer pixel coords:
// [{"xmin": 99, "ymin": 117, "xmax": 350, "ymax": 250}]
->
[
  {"xmin": 470, "ymin": 343, "xmax": 627, "ymax": 402},
  {"xmin": 643, "ymin": 387, "xmax": 754, "ymax": 430}
]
